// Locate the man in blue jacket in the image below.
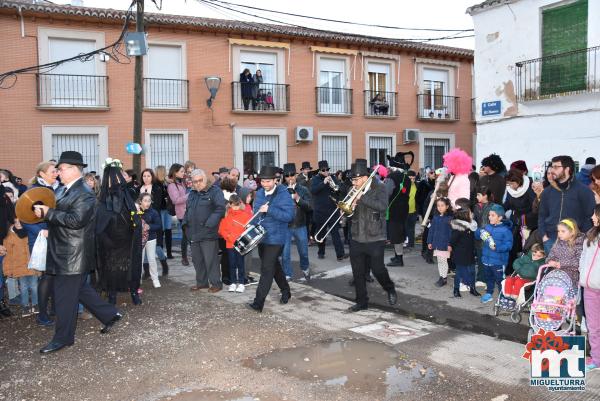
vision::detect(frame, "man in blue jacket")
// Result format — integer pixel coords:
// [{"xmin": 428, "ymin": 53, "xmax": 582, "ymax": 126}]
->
[
  {"xmin": 247, "ymin": 166, "xmax": 295, "ymax": 312},
  {"xmin": 538, "ymin": 155, "xmax": 596, "ymax": 254}
]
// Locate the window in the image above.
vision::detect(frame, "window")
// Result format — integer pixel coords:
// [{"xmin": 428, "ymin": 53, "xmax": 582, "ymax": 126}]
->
[
  {"xmin": 423, "ymin": 138, "xmax": 450, "ymax": 170},
  {"xmin": 240, "ymin": 51, "xmax": 277, "ymax": 83},
  {"xmin": 42, "ymin": 126, "xmax": 109, "ymax": 173},
  {"xmin": 422, "ymin": 69, "xmax": 448, "ymax": 113},
  {"xmin": 367, "ymin": 63, "xmax": 390, "ymax": 93},
  {"xmin": 318, "ymin": 58, "xmax": 350, "ymax": 114},
  {"xmin": 145, "ymin": 43, "xmax": 187, "ymax": 109},
  {"xmin": 541, "ymin": 0, "xmax": 588, "ymax": 95},
  {"xmin": 243, "ymin": 135, "xmax": 280, "ymax": 174},
  {"xmin": 365, "ymin": 62, "xmax": 395, "ymax": 116},
  {"xmin": 320, "ymin": 134, "xmax": 349, "ymax": 172},
  {"xmin": 368, "ymin": 136, "xmax": 394, "ymax": 167},
  {"xmin": 145, "ymin": 130, "xmax": 188, "ymax": 169}
]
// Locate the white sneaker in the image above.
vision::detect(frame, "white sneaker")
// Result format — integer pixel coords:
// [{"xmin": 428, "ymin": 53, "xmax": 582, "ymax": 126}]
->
[
  {"xmin": 476, "ymin": 281, "xmax": 487, "ymax": 289},
  {"xmin": 228, "ymin": 284, "xmax": 237, "ymax": 292},
  {"xmin": 153, "ymin": 280, "xmax": 161, "ymax": 288},
  {"xmin": 459, "ymin": 283, "xmax": 469, "ymax": 292},
  {"xmin": 236, "ymin": 284, "xmax": 245, "ymax": 293},
  {"xmin": 285, "ymin": 275, "xmax": 292, "ymax": 281}
]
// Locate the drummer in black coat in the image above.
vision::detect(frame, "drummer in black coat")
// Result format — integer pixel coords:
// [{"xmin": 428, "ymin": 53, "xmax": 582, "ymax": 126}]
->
[
  {"xmin": 34, "ymin": 151, "xmax": 121, "ymax": 354},
  {"xmin": 385, "ymin": 152, "xmax": 413, "ymax": 267}
]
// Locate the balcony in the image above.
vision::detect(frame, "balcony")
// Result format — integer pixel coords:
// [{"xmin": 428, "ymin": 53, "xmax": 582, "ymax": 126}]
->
[
  {"xmin": 516, "ymin": 45, "xmax": 600, "ymax": 101},
  {"xmin": 36, "ymin": 73, "xmax": 109, "ymax": 108},
  {"xmin": 144, "ymin": 78, "xmax": 189, "ymax": 110},
  {"xmin": 364, "ymin": 90, "xmax": 398, "ymax": 117},
  {"xmin": 316, "ymin": 87, "xmax": 352, "ymax": 115},
  {"xmin": 231, "ymin": 82, "xmax": 290, "ymax": 113},
  {"xmin": 417, "ymin": 94, "xmax": 460, "ymax": 121}
]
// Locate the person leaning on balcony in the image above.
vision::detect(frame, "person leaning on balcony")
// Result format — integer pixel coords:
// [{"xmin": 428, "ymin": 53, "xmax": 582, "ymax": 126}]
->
[
  {"xmin": 252, "ymin": 69, "xmax": 264, "ymax": 107},
  {"xmin": 240, "ymin": 68, "xmax": 255, "ymax": 111},
  {"xmin": 370, "ymin": 93, "xmax": 389, "ymax": 115}
]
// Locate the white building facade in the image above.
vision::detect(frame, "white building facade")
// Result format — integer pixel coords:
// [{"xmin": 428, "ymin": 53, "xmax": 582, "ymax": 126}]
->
[{"xmin": 468, "ymin": 0, "xmax": 600, "ymax": 172}]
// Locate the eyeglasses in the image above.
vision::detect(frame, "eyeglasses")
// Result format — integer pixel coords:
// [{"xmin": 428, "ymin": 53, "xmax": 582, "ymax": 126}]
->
[
  {"xmin": 192, "ymin": 178, "xmax": 204, "ymax": 184},
  {"xmin": 320, "ymin": 168, "xmax": 330, "ymax": 172},
  {"xmin": 284, "ymin": 173, "xmax": 295, "ymax": 177},
  {"xmin": 551, "ymin": 164, "xmax": 564, "ymax": 170}
]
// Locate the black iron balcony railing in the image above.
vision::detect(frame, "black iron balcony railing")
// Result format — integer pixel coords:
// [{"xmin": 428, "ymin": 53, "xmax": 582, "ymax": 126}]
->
[
  {"xmin": 364, "ymin": 90, "xmax": 398, "ymax": 117},
  {"xmin": 144, "ymin": 78, "xmax": 189, "ymax": 110},
  {"xmin": 36, "ymin": 73, "xmax": 108, "ymax": 108},
  {"xmin": 417, "ymin": 94, "xmax": 460, "ymax": 120},
  {"xmin": 516, "ymin": 46, "xmax": 600, "ymax": 101},
  {"xmin": 316, "ymin": 87, "xmax": 352, "ymax": 115},
  {"xmin": 231, "ymin": 82, "xmax": 290, "ymax": 112}
]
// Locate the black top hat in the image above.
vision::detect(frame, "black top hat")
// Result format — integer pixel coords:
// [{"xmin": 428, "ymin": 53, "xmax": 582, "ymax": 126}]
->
[
  {"xmin": 387, "ymin": 151, "xmax": 414, "ymax": 169},
  {"xmin": 301, "ymin": 161, "xmax": 312, "ymax": 170},
  {"xmin": 318, "ymin": 160, "xmax": 329, "ymax": 170},
  {"xmin": 283, "ymin": 163, "xmax": 297, "ymax": 175},
  {"xmin": 355, "ymin": 158, "xmax": 368, "ymax": 167},
  {"xmin": 56, "ymin": 151, "xmax": 87, "ymax": 168},
  {"xmin": 218, "ymin": 167, "xmax": 230, "ymax": 174},
  {"xmin": 258, "ymin": 166, "xmax": 278, "ymax": 179},
  {"xmin": 349, "ymin": 163, "xmax": 369, "ymax": 178}
]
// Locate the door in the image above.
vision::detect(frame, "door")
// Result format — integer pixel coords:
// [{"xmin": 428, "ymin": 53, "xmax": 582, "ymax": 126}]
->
[
  {"xmin": 146, "ymin": 44, "xmax": 184, "ymax": 108},
  {"xmin": 541, "ymin": 0, "xmax": 588, "ymax": 96},
  {"xmin": 319, "ymin": 58, "xmax": 346, "ymax": 114},
  {"xmin": 422, "ymin": 68, "xmax": 449, "ymax": 118},
  {"xmin": 47, "ymin": 38, "xmax": 98, "ymax": 106},
  {"xmin": 239, "ymin": 51, "xmax": 278, "ymax": 110}
]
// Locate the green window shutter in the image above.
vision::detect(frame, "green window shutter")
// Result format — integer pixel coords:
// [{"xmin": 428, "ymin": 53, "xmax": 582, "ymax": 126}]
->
[{"xmin": 541, "ymin": 0, "xmax": 588, "ymax": 96}]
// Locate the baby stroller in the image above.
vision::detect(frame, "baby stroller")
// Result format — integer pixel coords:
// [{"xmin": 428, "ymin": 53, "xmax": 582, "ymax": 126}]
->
[
  {"xmin": 493, "ymin": 271, "xmax": 536, "ymax": 324},
  {"xmin": 527, "ymin": 264, "xmax": 578, "ymax": 342}
]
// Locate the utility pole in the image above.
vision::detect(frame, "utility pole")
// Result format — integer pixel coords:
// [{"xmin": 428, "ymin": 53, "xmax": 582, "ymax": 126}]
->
[{"xmin": 132, "ymin": 0, "xmax": 144, "ymax": 175}]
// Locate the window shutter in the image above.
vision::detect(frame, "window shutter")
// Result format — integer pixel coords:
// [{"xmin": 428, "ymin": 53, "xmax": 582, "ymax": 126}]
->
[{"xmin": 541, "ymin": 0, "xmax": 588, "ymax": 95}]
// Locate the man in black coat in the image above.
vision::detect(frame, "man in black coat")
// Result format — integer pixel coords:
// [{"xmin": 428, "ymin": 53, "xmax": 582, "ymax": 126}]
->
[
  {"xmin": 311, "ymin": 160, "xmax": 347, "ymax": 261},
  {"xmin": 385, "ymin": 152, "xmax": 413, "ymax": 267},
  {"xmin": 34, "ymin": 151, "xmax": 121, "ymax": 354}
]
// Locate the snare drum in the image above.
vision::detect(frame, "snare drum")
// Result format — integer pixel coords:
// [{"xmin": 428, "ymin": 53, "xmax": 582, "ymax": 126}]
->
[{"xmin": 234, "ymin": 224, "xmax": 267, "ymax": 255}]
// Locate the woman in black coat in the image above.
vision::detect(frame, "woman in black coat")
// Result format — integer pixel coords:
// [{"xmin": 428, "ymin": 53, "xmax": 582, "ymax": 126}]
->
[
  {"xmin": 240, "ymin": 68, "xmax": 255, "ymax": 110},
  {"xmin": 504, "ymin": 169, "xmax": 536, "ymax": 274}
]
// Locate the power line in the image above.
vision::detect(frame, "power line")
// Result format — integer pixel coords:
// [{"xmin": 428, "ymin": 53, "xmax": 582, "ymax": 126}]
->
[{"xmin": 203, "ymin": 0, "xmax": 473, "ymax": 32}]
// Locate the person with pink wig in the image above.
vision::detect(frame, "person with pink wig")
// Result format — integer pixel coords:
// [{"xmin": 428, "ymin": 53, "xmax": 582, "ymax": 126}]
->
[{"xmin": 443, "ymin": 148, "xmax": 474, "ymax": 207}]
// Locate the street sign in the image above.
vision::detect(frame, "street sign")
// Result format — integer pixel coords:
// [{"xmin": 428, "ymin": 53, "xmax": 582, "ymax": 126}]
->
[
  {"xmin": 126, "ymin": 142, "xmax": 143, "ymax": 154},
  {"xmin": 482, "ymin": 101, "xmax": 501, "ymax": 116}
]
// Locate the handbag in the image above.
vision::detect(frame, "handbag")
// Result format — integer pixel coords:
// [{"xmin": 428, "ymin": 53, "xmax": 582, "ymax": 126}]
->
[{"xmin": 28, "ymin": 231, "xmax": 47, "ymax": 271}]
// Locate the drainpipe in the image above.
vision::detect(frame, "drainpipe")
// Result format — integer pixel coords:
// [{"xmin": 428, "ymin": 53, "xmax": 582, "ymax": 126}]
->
[{"xmin": 18, "ymin": 6, "xmax": 25, "ymax": 38}]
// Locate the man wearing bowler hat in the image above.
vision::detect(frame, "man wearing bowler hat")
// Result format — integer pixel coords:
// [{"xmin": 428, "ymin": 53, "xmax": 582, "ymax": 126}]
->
[
  {"xmin": 346, "ymin": 161, "xmax": 397, "ymax": 312},
  {"xmin": 247, "ymin": 166, "xmax": 295, "ymax": 312},
  {"xmin": 310, "ymin": 160, "xmax": 347, "ymax": 261},
  {"xmin": 282, "ymin": 163, "xmax": 312, "ymax": 281},
  {"xmin": 33, "ymin": 151, "xmax": 121, "ymax": 353}
]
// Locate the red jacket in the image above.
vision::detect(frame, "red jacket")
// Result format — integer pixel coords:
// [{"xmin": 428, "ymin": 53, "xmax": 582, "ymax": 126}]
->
[{"xmin": 218, "ymin": 207, "xmax": 253, "ymax": 248}]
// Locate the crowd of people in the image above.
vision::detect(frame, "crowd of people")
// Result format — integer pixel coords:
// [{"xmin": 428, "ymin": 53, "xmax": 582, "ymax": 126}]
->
[{"xmin": 1, "ymin": 151, "xmax": 600, "ymax": 368}]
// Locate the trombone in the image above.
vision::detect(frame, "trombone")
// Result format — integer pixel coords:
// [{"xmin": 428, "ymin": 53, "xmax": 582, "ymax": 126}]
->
[{"xmin": 314, "ymin": 166, "xmax": 379, "ymax": 243}]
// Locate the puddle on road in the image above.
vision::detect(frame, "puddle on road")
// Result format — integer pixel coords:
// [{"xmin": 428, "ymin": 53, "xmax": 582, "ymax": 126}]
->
[
  {"xmin": 244, "ymin": 338, "xmax": 435, "ymax": 398},
  {"xmin": 158, "ymin": 389, "xmax": 264, "ymax": 401}
]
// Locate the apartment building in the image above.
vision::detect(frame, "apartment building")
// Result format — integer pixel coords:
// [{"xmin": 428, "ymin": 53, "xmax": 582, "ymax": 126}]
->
[{"xmin": 0, "ymin": 0, "xmax": 475, "ymax": 178}]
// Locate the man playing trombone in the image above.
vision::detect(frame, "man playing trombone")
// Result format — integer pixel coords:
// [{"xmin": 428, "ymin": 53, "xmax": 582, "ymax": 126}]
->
[{"xmin": 346, "ymin": 162, "xmax": 397, "ymax": 312}]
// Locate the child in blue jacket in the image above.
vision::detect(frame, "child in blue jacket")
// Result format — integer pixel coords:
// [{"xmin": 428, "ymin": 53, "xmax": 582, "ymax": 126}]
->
[
  {"xmin": 427, "ymin": 197, "xmax": 453, "ymax": 287},
  {"xmin": 475, "ymin": 203, "xmax": 513, "ymax": 303}
]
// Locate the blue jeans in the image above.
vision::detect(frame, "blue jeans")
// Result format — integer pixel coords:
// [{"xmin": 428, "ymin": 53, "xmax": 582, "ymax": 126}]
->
[
  {"xmin": 543, "ymin": 235, "xmax": 557, "ymax": 255},
  {"xmin": 454, "ymin": 264, "xmax": 476, "ymax": 291},
  {"xmin": 19, "ymin": 275, "xmax": 39, "ymax": 307},
  {"xmin": 405, "ymin": 212, "xmax": 418, "ymax": 247},
  {"xmin": 227, "ymin": 249, "xmax": 245, "ymax": 284},
  {"xmin": 282, "ymin": 226, "xmax": 309, "ymax": 277},
  {"xmin": 484, "ymin": 264, "xmax": 505, "ymax": 296},
  {"xmin": 161, "ymin": 210, "xmax": 173, "ymax": 230}
]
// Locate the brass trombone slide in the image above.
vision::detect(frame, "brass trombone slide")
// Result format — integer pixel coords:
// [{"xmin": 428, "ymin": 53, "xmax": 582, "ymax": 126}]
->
[{"xmin": 314, "ymin": 166, "xmax": 379, "ymax": 243}]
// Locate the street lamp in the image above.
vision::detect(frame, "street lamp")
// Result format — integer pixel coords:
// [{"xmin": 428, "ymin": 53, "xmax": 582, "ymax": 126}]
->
[
  {"xmin": 124, "ymin": 32, "xmax": 148, "ymax": 56},
  {"xmin": 205, "ymin": 76, "xmax": 221, "ymax": 108}
]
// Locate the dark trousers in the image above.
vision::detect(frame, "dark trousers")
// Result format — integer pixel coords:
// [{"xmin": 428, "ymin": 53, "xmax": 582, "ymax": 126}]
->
[
  {"xmin": 179, "ymin": 219, "xmax": 189, "ymax": 259},
  {"xmin": 253, "ymin": 244, "xmax": 289, "ymax": 307},
  {"xmin": 315, "ymin": 219, "xmax": 345, "ymax": 258},
  {"xmin": 53, "ymin": 274, "xmax": 118, "ymax": 345},
  {"xmin": 350, "ymin": 240, "xmax": 395, "ymax": 307},
  {"xmin": 38, "ymin": 273, "xmax": 54, "ymax": 320},
  {"xmin": 219, "ymin": 238, "xmax": 230, "ymax": 283},
  {"xmin": 484, "ymin": 264, "xmax": 504, "ymax": 296},
  {"xmin": 227, "ymin": 248, "xmax": 245, "ymax": 285},
  {"xmin": 454, "ymin": 264, "xmax": 476, "ymax": 291}
]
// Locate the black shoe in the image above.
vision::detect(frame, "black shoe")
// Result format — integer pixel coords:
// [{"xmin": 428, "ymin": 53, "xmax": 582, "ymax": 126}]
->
[
  {"xmin": 40, "ymin": 341, "xmax": 73, "ymax": 354},
  {"xmin": 469, "ymin": 287, "xmax": 481, "ymax": 297},
  {"xmin": 222, "ymin": 279, "xmax": 232, "ymax": 286},
  {"xmin": 280, "ymin": 290, "xmax": 291, "ymax": 304},
  {"xmin": 160, "ymin": 259, "xmax": 169, "ymax": 276},
  {"xmin": 246, "ymin": 302, "xmax": 263, "ymax": 313},
  {"xmin": 387, "ymin": 255, "xmax": 404, "ymax": 267},
  {"xmin": 337, "ymin": 254, "xmax": 349, "ymax": 261},
  {"xmin": 434, "ymin": 277, "xmax": 447, "ymax": 287},
  {"xmin": 389, "ymin": 255, "xmax": 400, "ymax": 263},
  {"xmin": 347, "ymin": 304, "xmax": 368, "ymax": 312},
  {"xmin": 142, "ymin": 263, "xmax": 150, "ymax": 280},
  {"xmin": 387, "ymin": 290, "xmax": 398, "ymax": 305},
  {"xmin": 453, "ymin": 289, "xmax": 461, "ymax": 298},
  {"xmin": 318, "ymin": 254, "xmax": 325, "ymax": 259},
  {"xmin": 100, "ymin": 312, "xmax": 123, "ymax": 334},
  {"xmin": 167, "ymin": 254, "xmax": 174, "ymax": 260},
  {"xmin": 303, "ymin": 270, "xmax": 311, "ymax": 282},
  {"xmin": 0, "ymin": 301, "xmax": 12, "ymax": 317},
  {"xmin": 366, "ymin": 275, "xmax": 374, "ymax": 283},
  {"xmin": 131, "ymin": 292, "xmax": 142, "ymax": 305}
]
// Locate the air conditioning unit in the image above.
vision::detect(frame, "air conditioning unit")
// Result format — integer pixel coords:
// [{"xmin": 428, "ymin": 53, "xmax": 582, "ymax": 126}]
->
[
  {"xmin": 403, "ymin": 128, "xmax": 419, "ymax": 144},
  {"xmin": 295, "ymin": 126, "xmax": 314, "ymax": 142}
]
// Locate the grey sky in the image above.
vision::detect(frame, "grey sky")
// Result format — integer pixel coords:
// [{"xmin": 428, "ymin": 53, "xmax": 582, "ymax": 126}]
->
[{"xmin": 57, "ymin": 0, "xmax": 476, "ymax": 49}]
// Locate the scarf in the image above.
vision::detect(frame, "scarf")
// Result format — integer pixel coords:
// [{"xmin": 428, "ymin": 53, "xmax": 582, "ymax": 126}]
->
[
  {"xmin": 37, "ymin": 177, "xmax": 60, "ymax": 190},
  {"xmin": 506, "ymin": 176, "xmax": 531, "ymax": 198}
]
